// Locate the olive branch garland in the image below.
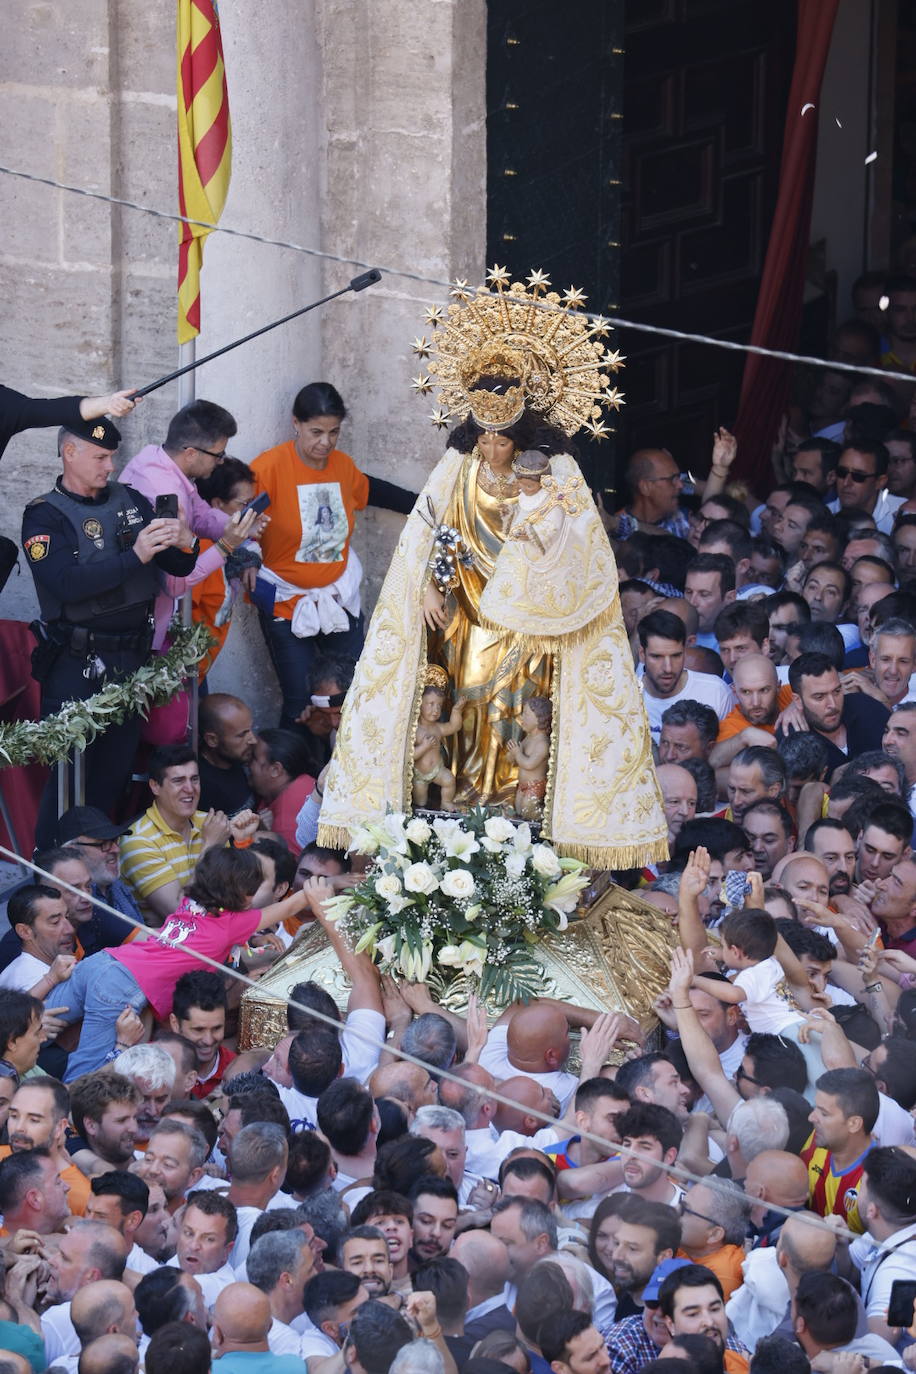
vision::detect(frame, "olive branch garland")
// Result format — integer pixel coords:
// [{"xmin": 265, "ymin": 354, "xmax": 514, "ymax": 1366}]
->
[{"xmin": 0, "ymin": 622, "xmax": 213, "ymax": 769}]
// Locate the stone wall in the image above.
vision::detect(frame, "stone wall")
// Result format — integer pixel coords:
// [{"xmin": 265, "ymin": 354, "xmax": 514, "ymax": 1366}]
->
[{"xmin": 0, "ymin": 0, "xmax": 486, "ymax": 724}]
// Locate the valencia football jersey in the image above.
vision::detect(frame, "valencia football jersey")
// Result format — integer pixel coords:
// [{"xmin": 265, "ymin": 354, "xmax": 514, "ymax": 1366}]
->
[{"xmin": 800, "ymin": 1131, "xmax": 869, "ymax": 1233}]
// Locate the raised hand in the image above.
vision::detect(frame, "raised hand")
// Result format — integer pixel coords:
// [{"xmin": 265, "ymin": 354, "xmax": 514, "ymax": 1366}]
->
[{"xmin": 681, "ymin": 846, "xmax": 711, "ymax": 900}]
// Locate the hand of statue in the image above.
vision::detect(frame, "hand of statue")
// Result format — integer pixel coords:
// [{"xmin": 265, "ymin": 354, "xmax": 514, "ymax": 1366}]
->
[
  {"xmin": 49, "ymin": 953, "xmax": 76, "ymax": 986},
  {"xmin": 681, "ymin": 846, "xmax": 711, "ymax": 900},
  {"xmin": 423, "ymin": 584, "xmax": 450, "ymax": 630},
  {"xmin": 710, "ymin": 427, "xmax": 737, "ymax": 473},
  {"xmin": 201, "ymin": 809, "xmax": 231, "ymax": 849},
  {"xmin": 505, "ymin": 740, "xmax": 518, "ymax": 758},
  {"xmin": 453, "ymin": 696, "xmax": 467, "ymax": 712},
  {"xmin": 114, "ymin": 1006, "xmax": 145, "ymax": 1048},
  {"xmin": 229, "ymin": 808, "xmax": 261, "ymax": 844}
]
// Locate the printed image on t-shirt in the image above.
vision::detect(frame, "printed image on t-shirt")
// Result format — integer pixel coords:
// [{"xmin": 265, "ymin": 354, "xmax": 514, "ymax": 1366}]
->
[{"xmin": 296, "ymin": 482, "xmax": 347, "ymax": 563}]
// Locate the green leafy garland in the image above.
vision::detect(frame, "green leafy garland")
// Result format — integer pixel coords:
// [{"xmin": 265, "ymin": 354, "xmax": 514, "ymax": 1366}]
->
[{"xmin": 0, "ymin": 622, "xmax": 212, "ymax": 768}]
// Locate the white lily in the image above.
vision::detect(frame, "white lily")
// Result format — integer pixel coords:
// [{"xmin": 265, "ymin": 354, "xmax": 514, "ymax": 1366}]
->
[
  {"xmin": 353, "ymin": 922, "xmax": 382, "ymax": 955},
  {"xmin": 440, "ymin": 938, "xmax": 487, "ymax": 979},
  {"xmin": 348, "ymin": 826, "xmax": 380, "ymax": 856},
  {"xmin": 511, "ymin": 822, "xmax": 533, "ymax": 854},
  {"xmin": 321, "ymin": 893, "xmax": 355, "ymax": 923},
  {"xmin": 543, "ymin": 870, "xmax": 589, "ymax": 920}
]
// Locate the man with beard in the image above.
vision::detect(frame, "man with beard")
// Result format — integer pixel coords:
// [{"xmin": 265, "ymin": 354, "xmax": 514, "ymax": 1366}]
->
[
  {"xmin": 408, "ymin": 1177, "xmax": 459, "ymax": 1267},
  {"xmin": 350, "ymin": 1191, "xmax": 414, "ymax": 1292},
  {"xmin": 112, "ymin": 1044, "xmax": 176, "ymax": 1146},
  {"xmin": 605, "ymin": 1258, "xmax": 692, "ymax": 1374},
  {"xmin": 711, "ymin": 656, "xmax": 792, "ymax": 770},
  {"xmin": 33, "ymin": 1218, "xmax": 128, "ymax": 1367},
  {"xmin": 341, "ymin": 1226, "xmax": 393, "ymax": 1298},
  {"xmin": 0, "ymin": 1146, "xmax": 72, "ymax": 1236},
  {"xmin": 658, "ymin": 1263, "xmax": 750, "ymax": 1372},
  {"xmin": 614, "ymin": 1104, "xmax": 684, "ymax": 1209},
  {"xmin": 658, "ymin": 701, "xmax": 719, "ymax": 766},
  {"xmin": 3, "ymin": 1077, "xmax": 91, "ymax": 1214},
  {"xmin": 86, "ymin": 1171, "xmax": 161, "ymax": 1275},
  {"xmin": 741, "ymin": 801, "xmax": 794, "ymax": 881},
  {"xmin": 638, "ymin": 611, "xmax": 733, "ymax": 743},
  {"xmin": 607, "ymin": 1201, "xmax": 681, "ymax": 1321},
  {"xmin": 138, "ymin": 1120, "xmax": 208, "ymax": 1213},
  {"xmin": 58, "ymin": 804, "xmax": 141, "ymax": 935},
  {"xmin": 780, "ymin": 652, "xmax": 889, "ymax": 777},
  {"xmin": 69, "ymin": 1073, "xmax": 141, "ymax": 1177},
  {"xmin": 805, "ymin": 819, "xmax": 857, "ymax": 897},
  {"xmin": 197, "ymin": 694, "xmax": 257, "ymax": 814},
  {"xmin": 133, "ymin": 1183, "xmax": 175, "ymax": 1265}
]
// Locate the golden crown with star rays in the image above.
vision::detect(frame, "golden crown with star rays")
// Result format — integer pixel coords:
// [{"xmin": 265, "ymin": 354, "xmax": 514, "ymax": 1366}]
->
[{"xmin": 410, "ymin": 266, "xmax": 624, "ymax": 440}]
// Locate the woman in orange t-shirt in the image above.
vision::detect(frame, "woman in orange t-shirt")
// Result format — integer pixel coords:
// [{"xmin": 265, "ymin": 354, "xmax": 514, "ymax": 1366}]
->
[{"xmin": 251, "ymin": 382, "xmax": 415, "ymax": 727}]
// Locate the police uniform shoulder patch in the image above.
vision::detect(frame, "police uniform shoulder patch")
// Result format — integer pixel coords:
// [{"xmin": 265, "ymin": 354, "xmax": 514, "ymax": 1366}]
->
[{"xmin": 25, "ymin": 535, "xmax": 50, "ymax": 561}]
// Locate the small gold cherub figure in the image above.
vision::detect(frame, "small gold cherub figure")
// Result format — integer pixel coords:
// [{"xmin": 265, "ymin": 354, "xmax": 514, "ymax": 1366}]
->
[
  {"xmin": 413, "ymin": 665, "xmax": 466, "ymax": 810},
  {"xmin": 506, "ymin": 695, "xmax": 552, "ymax": 818}
]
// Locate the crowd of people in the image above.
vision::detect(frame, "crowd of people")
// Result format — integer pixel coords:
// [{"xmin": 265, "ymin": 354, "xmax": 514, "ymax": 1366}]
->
[{"xmin": 2, "ymin": 276, "xmax": 916, "ymax": 1374}]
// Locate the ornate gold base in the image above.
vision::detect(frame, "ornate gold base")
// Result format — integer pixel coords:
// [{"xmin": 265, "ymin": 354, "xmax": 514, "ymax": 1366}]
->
[{"xmin": 238, "ymin": 881, "xmax": 676, "ymax": 1051}]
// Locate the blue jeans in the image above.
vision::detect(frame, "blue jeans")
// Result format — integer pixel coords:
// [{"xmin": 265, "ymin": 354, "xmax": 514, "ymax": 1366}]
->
[
  {"xmin": 54, "ymin": 952, "xmax": 147, "ymax": 1082},
  {"xmin": 258, "ymin": 610, "xmax": 364, "ymax": 729}
]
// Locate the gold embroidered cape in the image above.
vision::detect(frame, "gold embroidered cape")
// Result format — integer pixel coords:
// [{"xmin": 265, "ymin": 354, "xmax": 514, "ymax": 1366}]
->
[{"xmin": 317, "ymin": 449, "xmax": 668, "ymax": 867}]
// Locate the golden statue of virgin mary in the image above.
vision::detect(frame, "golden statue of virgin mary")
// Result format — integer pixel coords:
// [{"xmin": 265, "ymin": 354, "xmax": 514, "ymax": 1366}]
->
[{"xmin": 318, "ymin": 268, "xmax": 667, "ymax": 868}]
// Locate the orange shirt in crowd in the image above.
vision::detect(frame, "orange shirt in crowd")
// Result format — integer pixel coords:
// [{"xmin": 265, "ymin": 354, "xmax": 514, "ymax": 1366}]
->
[
  {"xmin": 251, "ymin": 443, "xmax": 369, "ymax": 618},
  {"xmin": 676, "ymin": 1243, "xmax": 746, "ymax": 1301},
  {"xmin": 716, "ymin": 684, "xmax": 794, "ymax": 742},
  {"xmin": 191, "ymin": 541, "xmax": 232, "ymax": 682}
]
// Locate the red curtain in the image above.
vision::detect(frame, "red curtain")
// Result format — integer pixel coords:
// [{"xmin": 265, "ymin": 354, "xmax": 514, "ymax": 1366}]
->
[{"xmin": 733, "ymin": 0, "xmax": 840, "ymax": 491}]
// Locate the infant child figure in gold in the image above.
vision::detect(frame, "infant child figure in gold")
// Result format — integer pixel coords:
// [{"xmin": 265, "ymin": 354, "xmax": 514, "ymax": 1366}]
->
[
  {"xmin": 507, "ymin": 695, "xmax": 552, "ymax": 818},
  {"xmin": 413, "ymin": 665, "xmax": 467, "ymax": 810}
]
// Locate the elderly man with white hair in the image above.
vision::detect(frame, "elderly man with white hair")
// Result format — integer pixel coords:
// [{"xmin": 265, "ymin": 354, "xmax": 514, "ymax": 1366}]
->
[{"xmin": 112, "ymin": 1044, "xmax": 176, "ymax": 1144}]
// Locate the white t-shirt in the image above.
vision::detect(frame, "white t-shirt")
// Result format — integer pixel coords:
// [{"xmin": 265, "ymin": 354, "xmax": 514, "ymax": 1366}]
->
[
  {"xmin": 730, "ymin": 957, "xmax": 803, "ymax": 1035},
  {"xmin": 168, "ymin": 1256, "xmax": 236, "ymax": 1307},
  {"xmin": 0, "ymin": 951, "xmax": 50, "ymax": 993},
  {"xmin": 41, "ymin": 1302, "xmax": 77, "ymax": 1363},
  {"xmin": 828, "ymin": 491, "xmax": 905, "ymax": 536},
  {"xmin": 270, "ymin": 1007, "xmax": 387, "ymax": 1130},
  {"xmin": 296, "ymin": 1323, "xmax": 338, "ymax": 1360},
  {"xmin": 465, "ymin": 1121, "xmax": 564, "ymax": 1179},
  {"xmin": 478, "ymin": 1024, "xmax": 578, "ymax": 1113},
  {"xmin": 126, "ymin": 1241, "xmax": 160, "ymax": 1275},
  {"xmin": 641, "ymin": 671, "xmax": 734, "ymax": 742},
  {"xmin": 873, "ymin": 1091, "xmax": 916, "ymax": 1148},
  {"xmin": 850, "ymin": 1221, "xmax": 916, "ymax": 1320},
  {"xmin": 269, "ymin": 1316, "xmax": 305, "ymax": 1356}
]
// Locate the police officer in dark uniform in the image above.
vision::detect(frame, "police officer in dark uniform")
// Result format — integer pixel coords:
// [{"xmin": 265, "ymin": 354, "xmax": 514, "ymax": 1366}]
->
[{"xmin": 22, "ymin": 415, "xmax": 196, "ymax": 843}]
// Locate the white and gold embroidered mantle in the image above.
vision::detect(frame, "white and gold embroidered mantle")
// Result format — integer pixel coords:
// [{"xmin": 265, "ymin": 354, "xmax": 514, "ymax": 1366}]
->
[{"xmin": 318, "ymin": 449, "xmax": 667, "ymax": 869}]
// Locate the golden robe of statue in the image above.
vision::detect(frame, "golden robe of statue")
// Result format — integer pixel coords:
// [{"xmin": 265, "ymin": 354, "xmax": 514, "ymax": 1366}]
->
[
  {"xmin": 318, "ymin": 446, "xmax": 668, "ymax": 868},
  {"xmin": 431, "ymin": 454, "xmax": 551, "ymax": 805}
]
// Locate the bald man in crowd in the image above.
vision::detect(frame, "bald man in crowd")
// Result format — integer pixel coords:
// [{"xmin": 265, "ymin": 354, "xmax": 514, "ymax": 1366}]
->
[
  {"xmin": 478, "ymin": 1003, "xmax": 579, "ymax": 1113},
  {"xmin": 743, "ymin": 1150, "xmax": 811, "ymax": 1247},
  {"xmin": 711, "ymin": 653, "xmax": 793, "ymax": 770},
  {"xmin": 212, "ymin": 1282, "xmax": 302, "ymax": 1372},
  {"xmin": 79, "ymin": 1333, "xmax": 139, "ymax": 1374},
  {"xmin": 451, "ymin": 1229, "xmax": 514, "ymax": 1340}
]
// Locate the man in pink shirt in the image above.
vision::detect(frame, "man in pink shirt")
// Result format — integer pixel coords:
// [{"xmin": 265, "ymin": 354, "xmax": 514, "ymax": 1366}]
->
[{"xmin": 120, "ymin": 401, "xmax": 245, "ymax": 647}]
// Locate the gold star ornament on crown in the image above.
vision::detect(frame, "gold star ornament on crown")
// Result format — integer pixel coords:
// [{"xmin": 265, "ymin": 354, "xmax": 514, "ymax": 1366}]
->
[{"xmin": 413, "ymin": 268, "xmax": 623, "ymax": 439}]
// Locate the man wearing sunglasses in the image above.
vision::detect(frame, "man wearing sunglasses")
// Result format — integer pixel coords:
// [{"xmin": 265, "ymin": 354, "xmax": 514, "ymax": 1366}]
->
[{"xmin": 827, "ymin": 440, "xmax": 904, "ymax": 534}]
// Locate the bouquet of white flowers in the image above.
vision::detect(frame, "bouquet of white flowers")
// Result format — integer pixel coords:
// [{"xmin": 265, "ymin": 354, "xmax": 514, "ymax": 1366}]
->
[{"xmin": 323, "ymin": 808, "xmax": 590, "ymax": 1004}]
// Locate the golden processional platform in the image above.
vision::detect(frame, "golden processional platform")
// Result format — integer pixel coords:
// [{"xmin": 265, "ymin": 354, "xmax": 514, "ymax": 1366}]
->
[{"xmin": 239, "ymin": 877, "xmax": 677, "ymax": 1051}]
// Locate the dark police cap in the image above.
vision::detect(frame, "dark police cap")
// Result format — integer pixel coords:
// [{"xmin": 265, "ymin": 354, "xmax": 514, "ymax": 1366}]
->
[{"xmin": 65, "ymin": 414, "xmax": 122, "ymax": 450}]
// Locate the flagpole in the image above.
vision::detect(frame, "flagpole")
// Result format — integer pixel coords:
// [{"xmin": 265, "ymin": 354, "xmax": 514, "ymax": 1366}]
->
[{"xmin": 178, "ymin": 339, "xmax": 198, "ymax": 751}]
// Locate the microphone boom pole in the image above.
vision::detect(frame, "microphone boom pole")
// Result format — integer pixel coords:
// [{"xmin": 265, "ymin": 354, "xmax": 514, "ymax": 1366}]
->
[{"xmin": 133, "ymin": 268, "xmax": 382, "ymax": 398}]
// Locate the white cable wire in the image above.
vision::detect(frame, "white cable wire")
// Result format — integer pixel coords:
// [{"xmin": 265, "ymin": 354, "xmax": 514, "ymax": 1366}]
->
[
  {"xmin": 0, "ymin": 161, "xmax": 913, "ymax": 389},
  {"xmin": 0, "ymin": 840, "xmax": 872, "ymax": 1245}
]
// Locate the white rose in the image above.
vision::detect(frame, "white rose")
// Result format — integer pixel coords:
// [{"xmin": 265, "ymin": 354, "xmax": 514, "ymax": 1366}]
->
[
  {"xmin": 405, "ymin": 818, "xmax": 432, "ymax": 845},
  {"xmin": 403, "ymin": 861, "xmax": 439, "ymax": 895},
  {"xmin": 531, "ymin": 843, "xmax": 562, "ymax": 878},
  {"xmin": 484, "ymin": 816, "xmax": 516, "ymax": 844},
  {"xmin": 464, "ymin": 903, "xmax": 483, "ymax": 922},
  {"xmin": 505, "ymin": 851, "xmax": 527, "ymax": 879},
  {"xmin": 440, "ymin": 868, "xmax": 476, "ymax": 899},
  {"xmin": 375, "ymin": 872, "xmax": 403, "ymax": 901}
]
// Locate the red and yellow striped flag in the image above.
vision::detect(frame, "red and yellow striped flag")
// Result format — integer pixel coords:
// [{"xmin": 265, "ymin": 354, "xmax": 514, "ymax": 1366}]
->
[{"xmin": 176, "ymin": 0, "xmax": 232, "ymax": 343}]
